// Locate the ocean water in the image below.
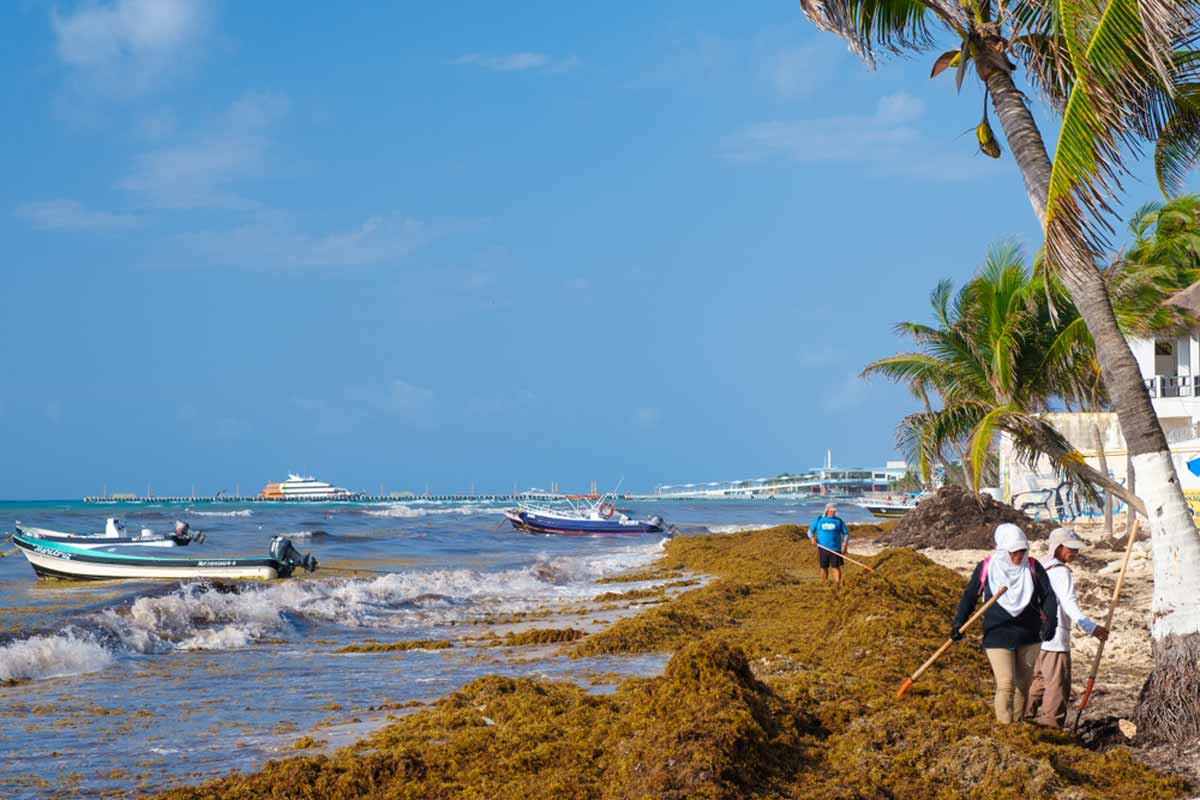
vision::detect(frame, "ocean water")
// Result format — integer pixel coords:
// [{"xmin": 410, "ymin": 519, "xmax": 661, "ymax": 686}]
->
[{"xmin": 0, "ymin": 497, "xmax": 869, "ymax": 798}]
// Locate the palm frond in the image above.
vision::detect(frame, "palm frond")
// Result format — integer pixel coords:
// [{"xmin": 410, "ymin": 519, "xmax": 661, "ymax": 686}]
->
[
  {"xmin": 799, "ymin": 0, "xmax": 940, "ymax": 66},
  {"xmin": 1155, "ymin": 84, "xmax": 1200, "ymax": 197}
]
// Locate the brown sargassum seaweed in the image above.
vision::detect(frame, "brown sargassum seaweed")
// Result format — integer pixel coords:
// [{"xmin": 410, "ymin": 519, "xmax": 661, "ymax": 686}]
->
[{"xmin": 153, "ymin": 525, "xmax": 1189, "ymax": 799}]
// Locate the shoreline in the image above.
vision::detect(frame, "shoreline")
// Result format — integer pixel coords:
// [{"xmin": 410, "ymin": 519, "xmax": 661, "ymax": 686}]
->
[{"xmin": 148, "ymin": 525, "xmax": 1193, "ymax": 800}]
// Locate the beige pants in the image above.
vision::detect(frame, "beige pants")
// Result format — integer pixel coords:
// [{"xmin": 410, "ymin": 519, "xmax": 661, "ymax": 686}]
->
[
  {"xmin": 1025, "ymin": 649, "xmax": 1071, "ymax": 727},
  {"xmin": 985, "ymin": 644, "xmax": 1041, "ymax": 724}
]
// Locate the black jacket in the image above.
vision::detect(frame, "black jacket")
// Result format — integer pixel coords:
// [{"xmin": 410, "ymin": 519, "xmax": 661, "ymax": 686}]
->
[{"xmin": 951, "ymin": 558, "xmax": 1058, "ymax": 650}]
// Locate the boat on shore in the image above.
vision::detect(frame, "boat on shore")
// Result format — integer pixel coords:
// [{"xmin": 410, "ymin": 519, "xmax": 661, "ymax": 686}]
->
[
  {"xmin": 854, "ymin": 493, "xmax": 925, "ymax": 519},
  {"xmin": 14, "ymin": 518, "xmax": 203, "ymax": 548},
  {"xmin": 12, "ymin": 533, "xmax": 318, "ymax": 581},
  {"xmin": 504, "ymin": 494, "xmax": 668, "ymax": 535}
]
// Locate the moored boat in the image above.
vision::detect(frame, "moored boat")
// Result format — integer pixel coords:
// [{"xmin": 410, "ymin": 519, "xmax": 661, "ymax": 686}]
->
[
  {"xmin": 12, "ymin": 533, "xmax": 318, "ymax": 581},
  {"xmin": 504, "ymin": 494, "xmax": 668, "ymax": 535},
  {"xmin": 854, "ymin": 492, "xmax": 926, "ymax": 519},
  {"xmin": 14, "ymin": 519, "xmax": 203, "ymax": 549}
]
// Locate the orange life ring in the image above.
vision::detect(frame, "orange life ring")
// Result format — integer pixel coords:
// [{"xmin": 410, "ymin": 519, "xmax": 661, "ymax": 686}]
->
[{"xmin": 598, "ymin": 502, "xmax": 615, "ymax": 519}]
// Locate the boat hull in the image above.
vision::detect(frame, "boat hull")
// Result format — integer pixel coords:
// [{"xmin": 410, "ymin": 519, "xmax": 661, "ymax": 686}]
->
[
  {"xmin": 12, "ymin": 534, "xmax": 280, "ymax": 581},
  {"xmin": 505, "ymin": 510, "xmax": 664, "ymax": 535}
]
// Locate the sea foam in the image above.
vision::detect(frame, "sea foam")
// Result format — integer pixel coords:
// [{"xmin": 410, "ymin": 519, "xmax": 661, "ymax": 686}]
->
[
  {"xmin": 2, "ymin": 537, "xmax": 667, "ymax": 682},
  {"xmin": 0, "ymin": 632, "xmax": 114, "ymax": 682}
]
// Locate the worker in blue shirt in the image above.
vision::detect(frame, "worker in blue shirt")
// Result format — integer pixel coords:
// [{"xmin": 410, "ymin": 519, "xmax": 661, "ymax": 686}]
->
[{"xmin": 808, "ymin": 503, "xmax": 849, "ymax": 585}]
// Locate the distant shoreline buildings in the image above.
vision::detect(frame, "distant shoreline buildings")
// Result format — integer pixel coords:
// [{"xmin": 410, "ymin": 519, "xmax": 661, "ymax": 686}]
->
[{"xmin": 646, "ymin": 454, "xmax": 909, "ymax": 500}]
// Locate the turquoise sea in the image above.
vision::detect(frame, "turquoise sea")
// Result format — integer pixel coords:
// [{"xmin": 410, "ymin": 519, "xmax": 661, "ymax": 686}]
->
[{"xmin": 0, "ymin": 497, "xmax": 870, "ymax": 798}]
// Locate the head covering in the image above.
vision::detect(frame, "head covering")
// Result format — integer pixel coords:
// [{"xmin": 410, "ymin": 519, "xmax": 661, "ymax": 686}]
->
[
  {"xmin": 988, "ymin": 523, "xmax": 1034, "ymax": 616},
  {"xmin": 1048, "ymin": 527, "xmax": 1086, "ymax": 557},
  {"xmin": 824, "ymin": 503, "xmax": 837, "ymax": 516}
]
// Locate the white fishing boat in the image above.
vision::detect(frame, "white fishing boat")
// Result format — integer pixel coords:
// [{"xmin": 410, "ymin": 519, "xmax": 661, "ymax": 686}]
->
[
  {"xmin": 854, "ymin": 492, "xmax": 926, "ymax": 519},
  {"xmin": 14, "ymin": 519, "xmax": 203, "ymax": 548},
  {"xmin": 12, "ymin": 533, "xmax": 317, "ymax": 581},
  {"xmin": 503, "ymin": 490, "xmax": 669, "ymax": 536}
]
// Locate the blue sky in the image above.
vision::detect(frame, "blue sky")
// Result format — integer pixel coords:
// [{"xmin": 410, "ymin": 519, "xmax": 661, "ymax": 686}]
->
[{"xmin": 0, "ymin": 1, "xmax": 1174, "ymax": 498}]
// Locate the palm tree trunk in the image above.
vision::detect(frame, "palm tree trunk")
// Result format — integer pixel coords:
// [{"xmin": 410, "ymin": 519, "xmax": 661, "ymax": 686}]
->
[{"xmin": 977, "ymin": 42, "xmax": 1200, "ymax": 743}]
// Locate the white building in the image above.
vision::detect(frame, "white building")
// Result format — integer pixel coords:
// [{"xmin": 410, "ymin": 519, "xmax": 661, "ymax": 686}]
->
[{"xmin": 1000, "ymin": 287, "xmax": 1200, "ymax": 518}]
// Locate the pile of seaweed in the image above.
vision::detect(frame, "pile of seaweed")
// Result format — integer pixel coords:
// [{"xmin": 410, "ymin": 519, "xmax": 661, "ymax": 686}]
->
[
  {"xmin": 879, "ymin": 485, "xmax": 1058, "ymax": 549},
  {"xmin": 154, "ymin": 526, "xmax": 1187, "ymax": 800}
]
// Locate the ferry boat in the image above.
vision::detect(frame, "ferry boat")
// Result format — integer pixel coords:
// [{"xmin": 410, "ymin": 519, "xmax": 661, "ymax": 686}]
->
[{"xmin": 260, "ymin": 473, "xmax": 356, "ymax": 500}]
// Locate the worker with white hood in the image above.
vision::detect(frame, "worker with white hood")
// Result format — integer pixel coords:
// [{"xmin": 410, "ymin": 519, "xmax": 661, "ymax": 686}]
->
[{"xmin": 950, "ymin": 523, "xmax": 1059, "ymax": 723}]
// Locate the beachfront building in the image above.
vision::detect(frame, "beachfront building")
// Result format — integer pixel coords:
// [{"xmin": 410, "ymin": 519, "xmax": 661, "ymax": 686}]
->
[
  {"xmin": 651, "ymin": 457, "xmax": 909, "ymax": 499},
  {"xmin": 998, "ymin": 285, "xmax": 1200, "ymax": 518}
]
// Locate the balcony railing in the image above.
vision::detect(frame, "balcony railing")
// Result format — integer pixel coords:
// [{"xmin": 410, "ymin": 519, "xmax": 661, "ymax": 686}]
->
[{"xmin": 1145, "ymin": 375, "xmax": 1200, "ymax": 398}]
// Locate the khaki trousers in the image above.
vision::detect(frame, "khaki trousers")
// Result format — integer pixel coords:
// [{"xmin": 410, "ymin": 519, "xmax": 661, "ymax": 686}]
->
[
  {"xmin": 985, "ymin": 644, "xmax": 1041, "ymax": 724},
  {"xmin": 1024, "ymin": 649, "xmax": 1071, "ymax": 727}
]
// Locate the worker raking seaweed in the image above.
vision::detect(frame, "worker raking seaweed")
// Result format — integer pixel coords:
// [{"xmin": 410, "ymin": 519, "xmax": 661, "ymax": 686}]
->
[
  {"xmin": 807, "ymin": 503, "xmax": 849, "ymax": 586},
  {"xmin": 1024, "ymin": 526, "xmax": 1109, "ymax": 728},
  {"xmin": 950, "ymin": 523, "xmax": 1058, "ymax": 723}
]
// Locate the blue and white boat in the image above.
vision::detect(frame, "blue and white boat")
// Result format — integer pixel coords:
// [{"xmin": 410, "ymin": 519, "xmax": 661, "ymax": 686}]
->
[
  {"xmin": 14, "ymin": 518, "xmax": 203, "ymax": 549},
  {"xmin": 12, "ymin": 533, "xmax": 317, "ymax": 581},
  {"xmin": 503, "ymin": 493, "xmax": 668, "ymax": 536}
]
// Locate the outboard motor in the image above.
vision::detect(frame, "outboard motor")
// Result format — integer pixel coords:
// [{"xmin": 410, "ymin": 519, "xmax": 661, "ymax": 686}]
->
[
  {"xmin": 105, "ymin": 518, "xmax": 126, "ymax": 538},
  {"xmin": 269, "ymin": 536, "xmax": 319, "ymax": 578},
  {"xmin": 173, "ymin": 520, "xmax": 204, "ymax": 544},
  {"xmin": 648, "ymin": 515, "xmax": 664, "ymax": 529}
]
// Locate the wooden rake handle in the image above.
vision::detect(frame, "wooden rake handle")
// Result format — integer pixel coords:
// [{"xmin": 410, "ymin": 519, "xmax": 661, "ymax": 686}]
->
[
  {"xmin": 812, "ymin": 540, "xmax": 875, "ymax": 572},
  {"xmin": 896, "ymin": 585, "xmax": 1008, "ymax": 699},
  {"xmin": 1076, "ymin": 517, "xmax": 1141, "ymax": 718}
]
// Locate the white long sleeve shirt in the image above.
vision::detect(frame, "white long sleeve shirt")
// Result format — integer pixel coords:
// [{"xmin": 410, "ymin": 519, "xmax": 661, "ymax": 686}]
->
[{"xmin": 1041, "ymin": 556, "xmax": 1098, "ymax": 652}]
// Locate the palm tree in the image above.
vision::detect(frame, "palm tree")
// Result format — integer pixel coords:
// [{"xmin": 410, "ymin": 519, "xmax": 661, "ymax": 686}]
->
[
  {"xmin": 799, "ymin": 0, "xmax": 1200, "ymax": 741},
  {"xmin": 864, "ymin": 242, "xmax": 1126, "ymax": 500}
]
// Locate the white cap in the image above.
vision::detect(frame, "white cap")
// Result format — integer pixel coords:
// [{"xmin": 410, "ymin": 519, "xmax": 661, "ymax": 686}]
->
[
  {"xmin": 1048, "ymin": 527, "xmax": 1087, "ymax": 553},
  {"xmin": 995, "ymin": 523, "xmax": 1030, "ymax": 553}
]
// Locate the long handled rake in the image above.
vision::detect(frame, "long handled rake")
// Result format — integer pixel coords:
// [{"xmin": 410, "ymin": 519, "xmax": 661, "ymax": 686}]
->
[
  {"xmin": 896, "ymin": 585, "xmax": 1009, "ymax": 698},
  {"xmin": 1072, "ymin": 517, "xmax": 1141, "ymax": 731}
]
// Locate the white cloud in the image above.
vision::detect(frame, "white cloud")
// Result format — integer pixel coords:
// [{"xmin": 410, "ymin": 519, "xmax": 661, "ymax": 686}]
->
[
  {"xmin": 16, "ymin": 199, "xmax": 141, "ymax": 231},
  {"xmin": 797, "ymin": 345, "xmax": 837, "ymax": 368},
  {"xmin": 382, "ymin": 380, "xmax": 435, "ymax": 417},
  {"xmin": 751, "ymin": 34, "xmax": 838, "ymax": 99},
  {"xmin": 52, "ymin": 0, "xmax": 211, "ymax": 97},
  {"xmin": 634, "ymin": 407, "xmax": 661, "ymax": 428},
  {"xmin": 723, "ymin": 91, "xmax": 999, "ymax": 181},
  {"xmin": 167, "ymin": 210, "xmax": 461, "ymax": 271},
  {"xmin": 449, "ymin": 52, "xmax": 579, "ymax": 73},
  {"xmin": 121, "ymin": 91, "xmax": 289, "ymax": 209},
  {"xmin": 138, "ymin": 108, "xmax": 177, "ymax": 140},
  {"xmin": 466, "ymin": 390, "xmax": 536, "ymax": 416},
  {"xmin": 821, "ymin": 373, "xmax": 868, "ymax": 412},
  {"xmin": 291, "ymin": 379, "xmax": 436, "ymax": 435}
]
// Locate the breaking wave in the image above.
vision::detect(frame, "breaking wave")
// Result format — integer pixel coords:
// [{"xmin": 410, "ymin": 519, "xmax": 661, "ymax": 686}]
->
[
  {"xmin": 705, "ymin": 523, "xmax": 771, "ymax": 534},
  {"xmin": 0, "ymin": 632, "xmax": 114, "ymax": 682},
  {"xmin": 186, "ymin": 509, "xmax": 253, "ymax": 518},
  {"xmin": 1, "ymin": 538, "xmax": 668, "ymax": 682},
  {"xmin": 364, "ymin": 504, "xmax": 494, "ymax": 519}
]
